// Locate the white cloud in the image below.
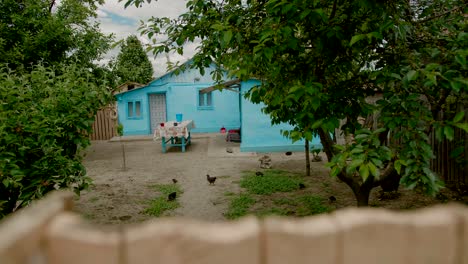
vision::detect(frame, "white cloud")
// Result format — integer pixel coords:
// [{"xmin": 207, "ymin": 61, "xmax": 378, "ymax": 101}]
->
[
  {"xmin": 100, "ymin": 0, "xmax": 187, "ymax": 20},
  {"xmin": 95, "ymin": 9, "xmax": 108, "ymax": 18}
]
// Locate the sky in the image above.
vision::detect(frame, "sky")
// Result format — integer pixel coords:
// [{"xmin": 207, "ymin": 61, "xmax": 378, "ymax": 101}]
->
[{"xmin": 95, "ymin": 0, "xmax": 195, "ymax": 77}]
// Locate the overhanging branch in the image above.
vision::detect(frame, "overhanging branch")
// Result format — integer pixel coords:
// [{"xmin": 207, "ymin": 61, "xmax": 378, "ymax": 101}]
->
[{"xmin": 200, "ymin": 79, "xmax": 241, "ymax": 94}]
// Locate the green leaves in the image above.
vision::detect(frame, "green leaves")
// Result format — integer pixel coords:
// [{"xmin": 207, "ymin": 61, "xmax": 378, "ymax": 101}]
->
[
  {"xmin": 359, "ymin": 164, "xmax": 370, "ymax": 182},
  {"xmin": 0, "ymin": 0, "xmax": 113, "ymax": 72},
  {"xmin": 0, "ymin": 64, "xmax": 109, "ymax": 217},
  {"xmin": 350, "ymin": 34, "xmax": 366, "ymax": 46},
  {"xmin": 454, "ymin": 123, "xmax": 468, "ymax": 133},
  {"xmin": 223, "ymin": 30, "xmax": 233, "ymax": 45},
  {"xmin": 453, "ymin": 111, "xmax": 465, "ymax": 123}
]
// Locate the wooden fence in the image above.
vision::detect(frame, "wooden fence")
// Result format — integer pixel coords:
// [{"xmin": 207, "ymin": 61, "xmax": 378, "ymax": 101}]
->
[
  {"xmin": 335, "ymin": 102, "xmax": 468, "ymax": 186},
  {"xmin": 1, "ymin": 191, "xmax": 468, "ymax": 264},
  {"xmin": 90, "ymin": 107, "xmax": 117, "ymax": 141},
  {"xmin": 430, "ymin": 105, "xmax": 468, "ymax": 185}
]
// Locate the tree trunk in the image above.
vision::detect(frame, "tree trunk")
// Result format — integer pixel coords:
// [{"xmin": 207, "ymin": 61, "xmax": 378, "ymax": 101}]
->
[
  {"xmin": 317, "ymin": 128, "xmax": 335, "ymax": 161},
  {"xmin": 355, "ymin": 187, "xmax": 372, "ymax": 207},
  {"xmin": 350, "ymin": 178, "xmax": 374, "ymax": 207},
  {"xmin": 305, "ymin": 139, "xmax": 310, "ymax": 176},
  {"xmin": 317, "ymin": 128, "xmax": 376, "ymax": 207}
]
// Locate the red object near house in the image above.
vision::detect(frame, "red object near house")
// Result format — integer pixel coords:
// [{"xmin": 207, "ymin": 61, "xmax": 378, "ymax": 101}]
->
[{"xmin": 226, "ymin": 128, "xmax": 241, "ymax": 142}]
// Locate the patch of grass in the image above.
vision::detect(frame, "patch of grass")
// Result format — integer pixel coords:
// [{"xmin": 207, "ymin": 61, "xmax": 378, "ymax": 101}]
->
[
  {"xmin": 144, "ymin": 197, "xmax": 180, "ymax": 217},
  {"xmin": 321, "ymin": 182, "xmax": 330, "ymax": 188},
  {"xmin": 273, "ymin": 197, "xmax": 299, "ymax": 206},
  {"xmin": 225, "ymin": 194, "xmax": 256, "ymax": 220},
  {"xmin": 296, "ymin": 195, "xmax": 330, "ymax": 216},
  {"xmin": 143, "ymin": 183, "xmax": 183, "ymax": 217},
  {"xmin": 240, "ymin": 170, "xmax": 303, "ymax": 195},
  {"xmin": 225, "ymin": 170, "xmax": 331, "ymax": 219},
  {"xmin": 255, "ymin": 207, "xmax": 289, "ymax": 218}
]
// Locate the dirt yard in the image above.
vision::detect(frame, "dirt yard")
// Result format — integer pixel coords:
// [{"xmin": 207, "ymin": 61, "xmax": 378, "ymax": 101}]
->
[{"xmin": 74, "ymin": 133, "xmax": 463, "ymax": 225}]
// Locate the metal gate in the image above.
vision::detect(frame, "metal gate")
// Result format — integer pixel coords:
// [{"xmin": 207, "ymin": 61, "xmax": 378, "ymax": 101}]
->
[{"xmin": 149, "ymin": 93, "xmax": 167, "ymax": 134}]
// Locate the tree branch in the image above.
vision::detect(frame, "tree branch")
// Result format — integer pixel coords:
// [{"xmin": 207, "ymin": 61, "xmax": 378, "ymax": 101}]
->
[
  {"xmin": 416, "ymin": 4, "xmax": 467, "ymax": 24},
  {"xmin": 329, "ymin": 0, "xmax": 338, "ymax": 21},
  {"xmin": 373, "ymin": 161, "xmax": 395, "ymax": 187},
  {"xmin": 49, "ymin": 0, "xmax": 56, "ymax": 13}
]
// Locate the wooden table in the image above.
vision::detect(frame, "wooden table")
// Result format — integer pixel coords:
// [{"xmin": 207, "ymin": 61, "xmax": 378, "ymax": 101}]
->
[{"xmin": 153, "ymin": 120, "xmax": 195, "ymax": 153}]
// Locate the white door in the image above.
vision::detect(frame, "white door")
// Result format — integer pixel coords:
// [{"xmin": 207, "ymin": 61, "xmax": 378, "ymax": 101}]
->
[{"xmin": 149, "ymin": 93, "xmax": 167, "ymax": 134}]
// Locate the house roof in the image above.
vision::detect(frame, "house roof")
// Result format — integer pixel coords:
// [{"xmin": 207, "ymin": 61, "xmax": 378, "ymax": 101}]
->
[
  {"xmin": 114, "ymin": 59, "xmax": 196, "ymax": 96},
  {"xmin": 114, "ymin": 81, "xmax": 146, "ymax": 95}
]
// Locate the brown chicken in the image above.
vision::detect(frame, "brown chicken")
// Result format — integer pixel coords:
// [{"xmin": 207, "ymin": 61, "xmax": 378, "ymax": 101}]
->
[{"xmin": 206, "ymin": 174, "xmax": 217, "ymax": 185}]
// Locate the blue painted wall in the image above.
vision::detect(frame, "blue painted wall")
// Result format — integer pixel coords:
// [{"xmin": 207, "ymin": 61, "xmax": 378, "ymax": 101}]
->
[
  {"xmin": 239, "ymin": 80, "xmax": 321, "ymax": 152},
  {"xmin": 116, "ymin": 65, "xmax": 240, "ymax": 135}
]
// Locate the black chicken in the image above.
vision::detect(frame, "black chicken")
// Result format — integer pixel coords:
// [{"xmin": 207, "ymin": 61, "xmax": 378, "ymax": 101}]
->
[
  {"xmin": 299, "ymin": 183, "xmax": 306, "ymax": 189},
  {"xmin": 285, "ymin": 151, "xmax": 292, "ymax": 156},
  {"xmin": 168, "ymin": 192, "xmax": 177, "ymax": 201},
  {"xmin": 172, "ymin": 178, "xmax": 178, "ymax": 184},
  {"xmin": 255, "ymin": 171, "xmax": 264, "ymax": 176},
  {"xmin": 328, "ymin": 196, "xmax": 337, "ymax": 202},
  {"xmin": 206, "ymin": 174, "xmax": 217, "ymax": 185}
]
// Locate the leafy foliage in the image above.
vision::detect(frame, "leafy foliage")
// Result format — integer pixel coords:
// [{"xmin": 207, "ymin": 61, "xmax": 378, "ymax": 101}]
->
[
  {"xmin": 0, "ymin": 0, "xmax": 114, "ymax": 218},
  {"xmin": 0, "ymin": 65, "xmax": 112, "ymax": 217},
  {"xmin": 0, "ymin": 0, "xmax": 112, "ymax": 72},
  {"xmin": 124, "ymin": 0, "xmax": 468, "ymax": 205},
  {"xmin": 113, "ymin": 35, "xmax": 154, "ymax": 84}
]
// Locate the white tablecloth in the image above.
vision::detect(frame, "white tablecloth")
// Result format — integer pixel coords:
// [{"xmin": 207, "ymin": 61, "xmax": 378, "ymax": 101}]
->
[{"xmin": 153, "ymin": 120, "xmax": 195, "ymax": 140}]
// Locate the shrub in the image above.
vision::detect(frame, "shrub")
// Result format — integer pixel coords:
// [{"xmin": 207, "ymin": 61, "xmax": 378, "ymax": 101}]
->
[{"xmin": 0, "ymin": 64, "xmax": 112, "ymax": 218}]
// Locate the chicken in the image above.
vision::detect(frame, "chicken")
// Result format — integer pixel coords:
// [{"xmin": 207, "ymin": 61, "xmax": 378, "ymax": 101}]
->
[
  {"xmin": 285, "ymin": 151, "xmax": 292, "ymax": 156},
  {"xmin": 328, "ymin": 196, "xmax": 337, "ymax": 202},
  {"xmin": 299, "ymin": 183, "xmax": 306, "ymax": 189},
  {"xmin": 167, "ymin": 192, "xmax": 177, "ymax": 201},
  {"xmin": 255, "ymin": 171, "xmax": 264, "ymax": 176},
  {"xmin": 206, "ymin": 174, "xmax": 217, "ymax": 185},
  {"xmin": 172, "ymin": 178, "xmax": 178, "ymax": 184}
]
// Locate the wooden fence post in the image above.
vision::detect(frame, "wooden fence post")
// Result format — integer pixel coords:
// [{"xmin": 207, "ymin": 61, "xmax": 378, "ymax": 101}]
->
[{"xmin": 0, "ymin": 191, "xmax": 73, "ymax": 264}]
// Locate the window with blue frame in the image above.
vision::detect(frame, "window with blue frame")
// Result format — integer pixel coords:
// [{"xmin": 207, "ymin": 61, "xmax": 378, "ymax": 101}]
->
[
  {"xmin": 198, "ymin": 90, "xmax": 213, "ymax": 110},
  {"xmin": 127, "ymin": 100, "xmax": 142, "ymax": 119}
]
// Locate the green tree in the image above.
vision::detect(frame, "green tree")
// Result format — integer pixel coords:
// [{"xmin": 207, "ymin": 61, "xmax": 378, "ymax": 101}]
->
[
  {"xmin": 123, "ymin": 0, "xmax": 467, "ymax": 206},
  {"xmin": 0, "ymin": 0, "xmax": 112, "ymax": 71},
  {"xmin": 114, "ymin": 35, "xmax": 154, "ymax": 84}
]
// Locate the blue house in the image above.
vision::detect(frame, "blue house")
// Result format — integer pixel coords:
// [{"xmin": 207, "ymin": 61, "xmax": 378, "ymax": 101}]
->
[
  {"xmin": 115, "ymin": 62, "xmax": 321, "ymax": 152},
  {"xmin": 115, "ymin": 63, "xmax": 240, "ymax": 135},
  {"xmin": 200, "ymin": 79, "xmax": 321, "ymax": 152}
]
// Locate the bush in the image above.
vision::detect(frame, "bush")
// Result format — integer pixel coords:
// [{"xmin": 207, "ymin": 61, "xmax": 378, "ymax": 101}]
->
[{"xmin": 0, "ymin": 64, "xmax": 112, "ymax": 218}]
